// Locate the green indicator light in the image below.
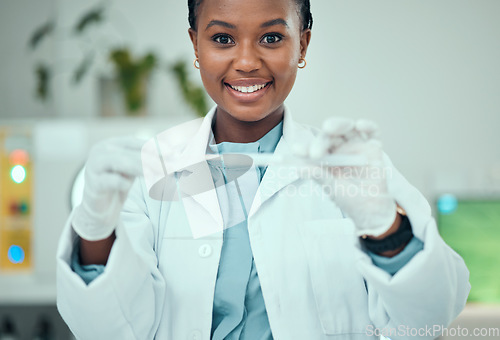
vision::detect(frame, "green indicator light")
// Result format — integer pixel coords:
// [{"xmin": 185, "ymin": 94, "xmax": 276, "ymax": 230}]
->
[{"xmin": 11, "ymin": 165, "xmax": 26, "ymax": 184}]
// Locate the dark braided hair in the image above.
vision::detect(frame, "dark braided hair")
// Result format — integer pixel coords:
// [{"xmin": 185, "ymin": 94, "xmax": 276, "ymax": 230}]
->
[{"xmin": 188, "ymin": 0, "xmax": 313, "ymax": 31}]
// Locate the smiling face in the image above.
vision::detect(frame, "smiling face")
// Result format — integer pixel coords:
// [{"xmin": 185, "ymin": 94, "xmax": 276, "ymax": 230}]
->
[{"xmin": 189, "ymin": 0, "xmax": 311, "ymax": 137}]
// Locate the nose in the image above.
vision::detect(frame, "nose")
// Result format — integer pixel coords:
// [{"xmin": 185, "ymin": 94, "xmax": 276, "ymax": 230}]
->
[{"xmin": 233, "ymin": 41, "xmax": 261, "ymax": 73}]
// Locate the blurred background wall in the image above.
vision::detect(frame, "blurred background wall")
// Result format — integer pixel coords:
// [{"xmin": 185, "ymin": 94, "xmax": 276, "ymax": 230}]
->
[
  {"xmin": 1, "ymin": 0, "xmax": 499, "ymax": 199},
  {"xmin": 0, "ymin": 0, "xmax": 499, "ymax": 339}
]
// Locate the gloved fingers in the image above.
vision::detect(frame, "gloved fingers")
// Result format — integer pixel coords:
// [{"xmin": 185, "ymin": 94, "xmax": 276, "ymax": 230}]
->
[
  {"xmin": 323, "ymin": 164, "xmax": 348, "ymax": 176},
  {"xmin": 293, "ymin": 133, "xmax": 361, "ymax": 161},
  {"xmin": 105, "ymin": 150, "xmax": 143, "ymax": 177},
  {"xmin": 88, "ymin": 136, "xmax": 145, "ymax": 170},
  {"xmin": 354, "ymin": 119, "xmax": 379, "ymax": 140},
  {"xmin": 321, "ymin": 116, "xmax": 379, "ymax": 146},
  {"xmin": 291, "ymin": 117, "xmax": 382, "ymax": 164},
  {"xmin": 72, "ymin": 137, "xmax": 144, "ymax": 241},
  {"xmin": 320, "ymin": 117, "xmax": 363, "ymax": 154},
  {"xmin": 291, "ymin": 136, "xmax": 329, "ymax": 160},
  {"xmin": 309, "ymin": 134, "xmax": 331, "ymax": 159},
  {"xmin": 321, "ymin": 117, "xmax": 355, "ymax": 137},
  {"xmin": 326, "ymin": 136, "xmax": 345, "ymax": 153},
  {"xmin": 105, "ymin": 136, "xmax": 147, "ymax": 151},
  {"xmin": 88, "ymin": 172, "xmax": 136, "ymax": 194},
  {"xmin": 88, "ymin": 148, "xmax": 143, "ymax": 178},
  {"xmin": 366, "ymin": 138, "xmax": 383, "ymax": 149}
]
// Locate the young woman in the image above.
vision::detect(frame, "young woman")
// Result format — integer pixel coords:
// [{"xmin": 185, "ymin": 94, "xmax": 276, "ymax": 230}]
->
[{"xmin": 57, "ymin": 0, "xmax": 470, "ymax": 339}]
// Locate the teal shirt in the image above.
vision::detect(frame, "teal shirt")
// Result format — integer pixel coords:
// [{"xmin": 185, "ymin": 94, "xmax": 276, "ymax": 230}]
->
[{"xmin": 206, "ymin": 121, "xmax": 283, "ymax": 340}]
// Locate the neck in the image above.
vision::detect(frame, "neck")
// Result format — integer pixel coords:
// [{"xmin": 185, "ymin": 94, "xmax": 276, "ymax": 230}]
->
[{"xmin": 213, "ymin": 106, "xmax": 284, "ymax": 143}]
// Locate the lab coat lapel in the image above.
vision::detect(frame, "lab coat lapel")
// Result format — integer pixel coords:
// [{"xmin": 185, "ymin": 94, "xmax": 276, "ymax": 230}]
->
[
  {"xmin": 160, "ymin": 107, "xmax": 224, "ymax": 238},
  {"xmin": 249, "ymin": 107, "xmax": 314, "ymax": 219},
  {"xmin": 178, "ymin": 164, "xmax": 224, "ymax": 238}
]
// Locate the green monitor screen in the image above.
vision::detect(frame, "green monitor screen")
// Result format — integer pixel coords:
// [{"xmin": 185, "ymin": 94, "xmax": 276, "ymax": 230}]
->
[{"xmin": 437, "ymin": 195, "xmax": 500, "ymax": 304}]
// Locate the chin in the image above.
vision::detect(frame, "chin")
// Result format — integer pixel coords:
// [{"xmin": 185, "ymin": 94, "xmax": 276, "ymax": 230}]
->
[{"xmin": 221, "ymin": 103, "xmax": 274, "ymax": 123}]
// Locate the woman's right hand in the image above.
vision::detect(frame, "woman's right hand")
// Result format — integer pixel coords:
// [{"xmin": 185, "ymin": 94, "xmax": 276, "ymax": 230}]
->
[{"xmin": 71, "ymin": 137, "xmax": 145, "ymax": 241}]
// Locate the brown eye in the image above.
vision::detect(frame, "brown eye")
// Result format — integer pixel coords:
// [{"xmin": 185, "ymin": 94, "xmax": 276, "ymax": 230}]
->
[
  {"xmin": 261, "ymin": 34, "xmax": 283, "ymax": 44},
  {"xmin": 213, "ymin": 34, "xmax": 234, "ymax": 45}
]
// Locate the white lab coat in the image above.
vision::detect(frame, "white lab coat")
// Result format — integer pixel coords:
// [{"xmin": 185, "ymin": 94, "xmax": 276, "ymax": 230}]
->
[{"xmin": 56, "ymin": 107, "xmax": 470, "ymax": 340}]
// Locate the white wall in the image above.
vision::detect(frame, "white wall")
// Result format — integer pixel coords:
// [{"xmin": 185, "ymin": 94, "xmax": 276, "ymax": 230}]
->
[
  {"xmin": 1, "ymin": 0, "xmax": 500, "ymax": 200},
  {"xmin": 0, "ymin": 0, "xmax": 56, "ymax": 117}
]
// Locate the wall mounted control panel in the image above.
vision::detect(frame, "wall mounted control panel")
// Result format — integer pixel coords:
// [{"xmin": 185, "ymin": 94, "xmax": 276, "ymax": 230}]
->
[{"xmin": 0, "ymin": 129, "xmax": 33, "ymax": 273}]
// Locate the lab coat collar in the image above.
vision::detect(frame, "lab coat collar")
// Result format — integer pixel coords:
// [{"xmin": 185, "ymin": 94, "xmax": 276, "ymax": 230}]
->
[
  {"xmin": 149, "ymin": 105, "xmax": 314, "ymax": 237},
  {"xmin": 164, "ymin": 104, "xmax": 310, "ymax": 174},
  {"xmin": 164, "ymin": 106, "xmax": 218, "ymax": 173}
]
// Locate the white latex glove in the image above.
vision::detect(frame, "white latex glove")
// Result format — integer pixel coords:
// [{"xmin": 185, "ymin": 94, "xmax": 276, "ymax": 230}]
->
[
  {"xmin": 72, "ymin": 137, "xmax": 145, "ymax": 241},
  {"xmin": 294, "ymin": 117, "xmax": 397, "ymax": 237}
]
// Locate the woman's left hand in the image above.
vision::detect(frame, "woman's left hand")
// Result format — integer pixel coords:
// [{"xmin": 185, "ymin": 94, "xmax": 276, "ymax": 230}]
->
[{"xmin": 295, "ymin": 117, "xmax": 398, "ymax": 237}]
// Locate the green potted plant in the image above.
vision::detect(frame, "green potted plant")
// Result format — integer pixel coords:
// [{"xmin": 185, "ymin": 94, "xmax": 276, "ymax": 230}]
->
[
  {"xmin": 29, "ymin": 4, "xmax": 208, "ymax": 117},
  {"xmin": 108, "ymin": 48, "xmax": 157, "ymax": 115}
]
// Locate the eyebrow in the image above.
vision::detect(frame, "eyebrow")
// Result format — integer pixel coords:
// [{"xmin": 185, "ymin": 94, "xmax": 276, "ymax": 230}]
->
[
  {"xmin": 260, "ymin": 18, "xmax": 289, "ymax": 28},
  {"xmin": 205, "ymin": 20, "xmax": 235, "ymax": 30},
  {"xmin": 205, "ymin": 18, "xmax": 289, "ymax": 31}
]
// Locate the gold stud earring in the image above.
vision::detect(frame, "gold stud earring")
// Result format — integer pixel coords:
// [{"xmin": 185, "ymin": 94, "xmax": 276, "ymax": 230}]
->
[
  {"xmin": 194, "ymin": 58, "xmax": 200, "ymax": 69},
  {"xmin": 298, "ymin": 58, "xmax": 307, "ymax": 69}
]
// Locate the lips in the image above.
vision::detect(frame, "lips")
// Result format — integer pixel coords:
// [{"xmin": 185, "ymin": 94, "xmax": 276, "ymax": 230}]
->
[
  {"xmin": 224, "ymin": 78, "xmax": 273, "ymax": 102},
  {"xmin": 228, "ymin": 83, "xmax": 269, "ymax": 93},
  {"xmin": 225, "ymin": 78, "xmax": 272, "ymax": 87}
]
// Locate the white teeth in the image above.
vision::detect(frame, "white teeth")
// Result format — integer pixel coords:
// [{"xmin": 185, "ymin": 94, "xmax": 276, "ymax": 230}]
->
[{"xmin": 230, "ymin": 83, "xmax": 268, "ymax": 93}]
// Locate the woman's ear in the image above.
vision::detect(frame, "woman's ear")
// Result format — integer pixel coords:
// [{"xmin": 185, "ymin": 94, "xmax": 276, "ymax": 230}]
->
[
  {"xmin": 188, "ymin": 28, "xmax": 199, "ymax": 59},
  {"xmin": 299, "ymin": 29, "xmax": 312, "ymax": 59}
]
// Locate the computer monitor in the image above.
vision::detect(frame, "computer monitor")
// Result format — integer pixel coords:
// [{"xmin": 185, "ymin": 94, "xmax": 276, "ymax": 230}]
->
[{"xmin": 437, "ymin": 195, "xmax": 500, "ymax": 304}]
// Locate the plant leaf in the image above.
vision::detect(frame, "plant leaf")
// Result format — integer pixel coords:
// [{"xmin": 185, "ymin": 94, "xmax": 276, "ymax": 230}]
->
[
  {"xmin": 29, "ymin": 21, "xmax": 54, "ymax": 50},
  {"xmin": 35, "ymin": 64, "xmax": 51, "ymax": 100},
  {"xmin": 110, "ymin": 48, "xmax": 131, "ymax": 68},
  {"xmin": 73, "ymin": 53, "xmax": 94, "ymax": 84},
  {"xmin": 140, "ymin": 53, "xmax": 157, "ymax": 73},
  {"xmin": 169, "ymin": 59, "xmax": 208, "ymax": 117},
  {"xmin": 170, "ymin": 61, "xmax": 190, "ymax": 93},
  {"xmin": 74, "ymin": 6, "xmax": 104, "ymax": 34}
]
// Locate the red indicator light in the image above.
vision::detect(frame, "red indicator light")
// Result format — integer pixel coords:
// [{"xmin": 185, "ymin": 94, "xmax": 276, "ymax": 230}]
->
[{"xmin": 9, "ymin": 149, "xmax": 29, "ymax": 165}]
